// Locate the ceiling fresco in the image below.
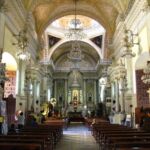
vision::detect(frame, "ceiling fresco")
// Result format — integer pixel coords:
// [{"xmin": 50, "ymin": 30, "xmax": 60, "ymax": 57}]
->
[{"xmin": 23, "ymin": 0, "xmax": 131, "ymax": 38}]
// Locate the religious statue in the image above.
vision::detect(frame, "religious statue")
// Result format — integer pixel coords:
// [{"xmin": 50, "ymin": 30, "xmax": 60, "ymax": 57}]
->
[{"xmin": 73, "ymin": 92, "xmax": 77, "ymax": 100}]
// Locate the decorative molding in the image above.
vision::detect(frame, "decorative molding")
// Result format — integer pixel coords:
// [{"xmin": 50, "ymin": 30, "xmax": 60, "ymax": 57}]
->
[
  {"xmin": 112, "ymin": 0, "xmax": 147, "ymax": 60},
  {"xmin": 108, "ymin": 63, "xmax": 126, "ymax": 82}
]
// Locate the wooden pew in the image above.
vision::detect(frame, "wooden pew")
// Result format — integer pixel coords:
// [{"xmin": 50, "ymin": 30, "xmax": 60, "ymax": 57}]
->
[
  {"xmin": 0, "ymin": 143, "xmax": 41, "ymax": 150},
  {"xmin": 22, "ymin": 125, "xmax": 62, "ymax": 145},
  {"xmin": 0, "ymin": 135, "xmax": 50, "ymax": 150},
  {"xmin": 9, "ymin": 131, "xmax": 54, "ymax": 150},
  {"xmin": 112, "ymin": 141, "xmax": 150, "ymax": 150},
  {"xmin": 106, "ymin": 136, "xmax": 150, "ymax": 150},
  {"xmin": 3, "ymin": 122, "xmax": 63, "ymax": 150},
  {"xmin": 91, "ymin": 119, "xmax": 150, "ymax": 150}
]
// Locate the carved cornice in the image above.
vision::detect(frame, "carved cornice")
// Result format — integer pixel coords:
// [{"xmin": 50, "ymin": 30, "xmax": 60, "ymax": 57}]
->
[
  {"xmin": 112, "ymin": 0, "xmax": 147, "ymax": 60},
  {"xmin": 125, "ymin": 0, "xmax": 136, "ymax": 17},
  {"xmin": 124, "ymin": 0, "xmax": 146, "ymax": 28},
  {"xmin": 108, "ymin": 64, "xmax": 126, "ymax": 82}
]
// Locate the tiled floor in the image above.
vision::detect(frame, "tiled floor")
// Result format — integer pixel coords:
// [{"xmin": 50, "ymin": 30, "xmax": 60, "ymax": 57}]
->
[{"xmin": 55, "ymin": 123, "xmax": 99, "ymax": 150}]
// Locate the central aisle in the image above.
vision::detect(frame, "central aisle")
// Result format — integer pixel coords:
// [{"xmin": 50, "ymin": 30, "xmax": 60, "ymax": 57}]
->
[{"xmin": 55, "ymin": 123, "xmax": 99, "ymax": 150}]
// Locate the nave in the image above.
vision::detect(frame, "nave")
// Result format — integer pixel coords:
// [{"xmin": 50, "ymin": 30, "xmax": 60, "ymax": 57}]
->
[
  {"xmin": 0, "ymin": 0, "xmax": 150, "ymax": 149},
  {"xmin": 55, "ymin": 123, "xmax": 99, "ymax": 150}
]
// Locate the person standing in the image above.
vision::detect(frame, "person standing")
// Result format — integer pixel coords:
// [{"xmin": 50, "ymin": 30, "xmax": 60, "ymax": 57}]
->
[
  {"xmin": 17, "ymin": 112, "xmax": 25, "ymax": 130},
  {"xmin": 0, "ymin": 115, "xmax": 4, "ymax": 134}
]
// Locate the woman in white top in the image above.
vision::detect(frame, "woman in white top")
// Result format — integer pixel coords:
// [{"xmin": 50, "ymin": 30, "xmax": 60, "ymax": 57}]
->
[{"xmin": 17, "ymin": 112, "xmax": 25, "ymax": 129}]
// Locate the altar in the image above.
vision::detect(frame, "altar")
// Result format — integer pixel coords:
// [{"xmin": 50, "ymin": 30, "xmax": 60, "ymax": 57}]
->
[{"xmin": 67, "ymin": 111, "xmax": 85, "ymax": 123}]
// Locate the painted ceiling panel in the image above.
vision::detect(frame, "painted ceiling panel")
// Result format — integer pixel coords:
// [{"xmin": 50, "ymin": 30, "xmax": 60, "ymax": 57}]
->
[{"xmin": 22, "ymin": 0, "xmax": 133, "ymax": 38}]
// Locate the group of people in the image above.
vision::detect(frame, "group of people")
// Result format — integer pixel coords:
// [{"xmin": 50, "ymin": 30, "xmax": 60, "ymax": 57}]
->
[
  {"xmin": 8, "ymin": 110, "xmax": 46, "ymax": 133},
  {"xmin": 8, "ymin": 111, "xmax": 25, "ymax": 133}
]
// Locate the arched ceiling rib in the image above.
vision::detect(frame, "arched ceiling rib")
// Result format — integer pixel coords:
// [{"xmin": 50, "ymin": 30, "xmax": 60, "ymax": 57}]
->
[
  {"xmin": 48, "ymin": 39, "xmax": 102, "ymax": 60},
  {"xmin": 51, "ymin": 41, "xmax": 99, "ymax": 64}
]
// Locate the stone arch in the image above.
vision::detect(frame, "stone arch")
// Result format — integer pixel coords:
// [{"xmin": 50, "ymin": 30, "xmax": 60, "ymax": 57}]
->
[
  {"xmin": 2, "ymin": 52, "xmax": 17, "ymax": 71},
  {"xmin": 33, "ymin": 1, "xmax": 118, "ymax": 38},
  {"xmin": 49, "ymin": 39, "xmax": 102, "ymax": 60}
]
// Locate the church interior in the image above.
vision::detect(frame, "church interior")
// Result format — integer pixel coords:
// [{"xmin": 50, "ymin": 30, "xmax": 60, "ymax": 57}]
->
[{"xmin": 0, "ymin": 0, "xmax": 150, "ymax": 149}]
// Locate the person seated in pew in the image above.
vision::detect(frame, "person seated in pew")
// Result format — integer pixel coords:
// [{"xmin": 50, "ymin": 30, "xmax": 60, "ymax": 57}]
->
[
  {"xmin": 40, "ymin": 110, "xmax": 46, "ymax": 123},
  {"xmin": 91, "ymin": 118, "xmax": 97, "ymax": 127},
  {"xmin": 17, "ymin": 112, "xmax": 25, "ymax": 130},
  {"xmin": 8, "ymin": 123, "xmax": 16, "ymax": 133},
  {"xmin": 31, "ymin": 117, "xmax": 38, "ymax": 127},
  {"xmin": 26, "ymin": 115, "xmax": 38, "ymax": 127}
]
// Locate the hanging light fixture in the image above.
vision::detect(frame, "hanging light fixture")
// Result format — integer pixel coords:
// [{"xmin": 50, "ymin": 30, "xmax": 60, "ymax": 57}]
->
[
  {"xmin": 12, "ymin": 13, "xmax": 31, "ymax": 61},
  {"xmin": 13, "ymin": 28, "xmax": 30, "ymax": 61},
  {"xmin": 141, "ymin": 61, "xmax": 150, "ymax": 84},
  {"xmin": 65, "ymin": 0, "xmax": 86, "ymax": 40},
  {"xmin": 121, "ymin": 29, "xmax": 137, "ymax": 58},
  {"xmin": 67, "ymin": 0, "xmax": 84, "ymax": 66}
]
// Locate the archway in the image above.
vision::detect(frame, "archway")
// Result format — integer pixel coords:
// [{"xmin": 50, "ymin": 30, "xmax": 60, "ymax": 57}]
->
[
  {"xmin": 2, "ymin": 52, "xmax": 17, "ymax": 98},
  {"xmin": 2, "ymin": 52, "xmax": 17, "ymax": 126}
]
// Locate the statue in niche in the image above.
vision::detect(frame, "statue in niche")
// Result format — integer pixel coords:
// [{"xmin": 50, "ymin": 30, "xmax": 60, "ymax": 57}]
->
[
  {"xmin": 72, "ymin": 92, "xmax": 78, "ymax": 111},
  {"xmin": 73, "ymin": 92, "xmax": 77, "ymax": 101}
]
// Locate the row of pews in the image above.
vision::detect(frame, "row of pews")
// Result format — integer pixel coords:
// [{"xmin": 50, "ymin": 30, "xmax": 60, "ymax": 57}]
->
[
  {"xmin": 91, "ymin": 119, "xmax": 150, "ymax": 150},
  {"xmin": 0, "ymin": 121, "xmax": 63, "ymax": 150}
]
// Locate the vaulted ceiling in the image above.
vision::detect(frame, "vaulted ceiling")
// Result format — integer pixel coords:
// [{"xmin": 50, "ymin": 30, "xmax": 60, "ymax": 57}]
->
[
  {"xmin": 52, "ymin": 41, "xmax": 99, "ymax": 64},
  {"xmin": 23, "ymin": 0, "xmax": 131, "ymax": 38}
]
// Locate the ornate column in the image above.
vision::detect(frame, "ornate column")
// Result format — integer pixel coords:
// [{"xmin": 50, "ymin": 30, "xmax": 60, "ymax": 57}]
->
[
  {"xmin": 54, "ymin": 80, "xmax": 57, "ymax": 99},
  {"xmin": 111, "ymin": 82, "xmax": 115, "ymax": 110},
  {"xmin": 32, "ymin": 79, "xmax": 37, "ymax": 109},
  {"xmin": 83, "ymin": 79, "xmax": 86, "ymax": 105},
  {"xmin": 94, "ymin": 79, "xmax": 97, "ymax": 105},
  {"xmin": 0, "ymin": 2, "xmax": 5, "ymax": 61},
  {"xmin": 64, "ymin": 79, "xmax": 68, "ymax": 108},
  {"xmin": 125, "ymin": 58, "xmax": 134, "ymax": 96},
  {"xmin": 121, "ymin": 27, "xmax": 136, "ymax": 112},
  {"xmin": 115, "ymin": 78, "xmax": 119, "ymax": 112},
  {"xmin": 109, "ymin": 61, "xmax": 127, "ymax": 113},
  {"xmin": 0, "ymin": 1, "xmax": 6, "ymax": 99},
  {"xmin": 119, "ymin": 77, "xmax": 127, "ymax": 112},
  {"xmin": 24, "ymin": 65, "xmax": 36, "ymax": 111}
]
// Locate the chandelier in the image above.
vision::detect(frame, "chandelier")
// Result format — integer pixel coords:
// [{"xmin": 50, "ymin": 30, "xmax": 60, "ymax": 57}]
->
[
  {"xmin": 65, "ymin": 0, "xmax": 86, "ymax": 40},
  {"xmin": 67, "ymin": 0, "xmax": 84, "ymax": 65},
  {"xmin": 65, "ymin": 19, "xmax": 86, "ymax": 40},
  {"xmin": 13, "ymin": 28, "xmax": 30, "ymax": 61},
  {"xmin": 121, "ymin": 29, "xmax": 137, "ymax": 58},
  {"xmin": 141, "ymin": 61, "xmax": 150, "ymax": 84}
]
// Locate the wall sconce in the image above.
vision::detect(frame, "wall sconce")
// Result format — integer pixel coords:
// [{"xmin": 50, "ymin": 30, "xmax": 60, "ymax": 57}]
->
[
  {"xmin": 124, "ymin": 29, "xmax": 139, "ymax": 46},
  {"xmin": 12, "ymin": 28, "xmax": 30, "ymax": 61},
  {"xmin": 121, "ymin": 29, "xmax": 139, "ymax": 58}
]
